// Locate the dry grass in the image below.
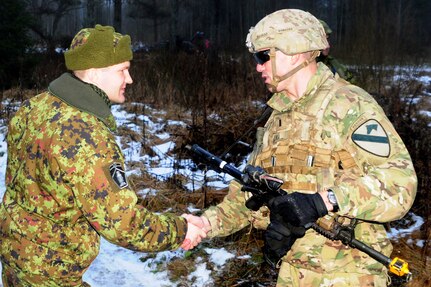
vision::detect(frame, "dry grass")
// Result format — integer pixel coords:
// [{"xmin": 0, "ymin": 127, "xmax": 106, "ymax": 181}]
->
[
  {"xmin": 392, "ymin": 237, "xmax": 431, "ymax": 286},
  {"xmin": 109, "ymin": 67, "xmax": 431, "ymax": 287},
  {"xmin": 1, "ymin": 51, "xmax": 430, "ymax": 286},
  {"xmin": 127, "ymin": 107, "xmax": 428, "ymax": 285}
]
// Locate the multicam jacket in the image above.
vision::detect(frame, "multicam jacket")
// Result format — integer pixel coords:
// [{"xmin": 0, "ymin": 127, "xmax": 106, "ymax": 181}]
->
[
  {"xmin": 0, "ymin": 73, "xmax": 187, "ymax": 286},
  {"xmin": 203, "ymin": 63, "xmax": 417, "ymax": 275}
]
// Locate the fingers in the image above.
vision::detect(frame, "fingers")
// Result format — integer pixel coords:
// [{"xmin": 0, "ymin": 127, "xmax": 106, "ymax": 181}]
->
[
  {"xmin": 180, "ymin": 238, "xmax": 191, "ymax": 250},
  {"xmin": 181, "ymin": 213, "xmax": 201, "ymax": 226},
  {"xmin": 181, "ymin": 214, "xmax": 212, "ymax": 232},
  {"xmin": 182, "ymin": 221, "xmax": 207, "ymax": 250},
  {"xmin": 180, "ymin": 214, "xmax": 212, "ymax": 250},
  {"xmin": 200, "ymin": 216, "xmax": 211, "ymax": 233}
]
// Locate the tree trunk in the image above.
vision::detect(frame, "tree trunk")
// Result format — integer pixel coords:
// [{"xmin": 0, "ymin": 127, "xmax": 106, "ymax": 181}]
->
[
  {"xmin": 169, "ymin": 0, "xmax": 179, "ymax": 51},
  {"xmin": 114, "ymin": 0, "xmax": 122, "ymax": 32},
  {"xmin": 86, "ymin": 0, "xmax": 96, "ymax": 27},
  {"xmin": 152, "ymin": 0, "xmax": 158, "ymax": 42}
]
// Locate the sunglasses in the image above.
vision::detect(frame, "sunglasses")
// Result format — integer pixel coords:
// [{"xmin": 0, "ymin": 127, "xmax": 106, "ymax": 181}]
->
[{"xmin": 253, "ymin": 49, "xmax": 270, "ymax": 65}]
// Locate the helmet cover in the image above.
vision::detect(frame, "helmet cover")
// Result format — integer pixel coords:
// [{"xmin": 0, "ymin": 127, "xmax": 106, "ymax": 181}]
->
[{"xmin": 246, "ymin": 9, "xmax": 329, "ymax": 55}]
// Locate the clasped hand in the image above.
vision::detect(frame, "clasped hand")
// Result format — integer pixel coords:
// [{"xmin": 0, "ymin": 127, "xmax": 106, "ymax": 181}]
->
[
  {"xmin": 268, "ymin": 192, "xmax": 329, "ymax": 228},
  {"xmin": 263, "ymin": 192, "xmax": 329, "ymax": 267},
  {"xmin": 180, "ymin": 214, "xmax": 211, "ymax": 250}
]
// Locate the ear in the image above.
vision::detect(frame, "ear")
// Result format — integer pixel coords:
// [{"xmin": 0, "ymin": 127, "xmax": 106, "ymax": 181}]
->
[{"xmin": 86, "ymin": 68, "xmax": 99, "ymax": 83}]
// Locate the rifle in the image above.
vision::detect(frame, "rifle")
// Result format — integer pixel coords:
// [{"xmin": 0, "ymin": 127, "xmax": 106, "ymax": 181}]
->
[
  {"xmin": 186, "ymin": 143, "xmax": 412, "ymax": 280},
  {"xmin": 313, "ymin": 216, "xmax": 411, "ymax": 279},
  {"xmin": 186, "ymin": 144, "xmax": 286, "ymax": 211}
]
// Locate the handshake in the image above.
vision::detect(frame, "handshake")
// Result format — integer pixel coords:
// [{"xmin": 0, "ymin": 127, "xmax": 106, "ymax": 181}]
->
[{"xmin": 180, "ymin": 213, "xmax": 211, "ymax": 250}]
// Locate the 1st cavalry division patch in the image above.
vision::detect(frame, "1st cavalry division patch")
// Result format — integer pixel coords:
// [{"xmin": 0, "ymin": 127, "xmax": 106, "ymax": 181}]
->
[
  {"xmin": 351, "ymin": 119, "xmax": 390, "ymax": 157},
  {"xmin": 109, "ymin": 162, "xmax": 129, "ymax": 189}
]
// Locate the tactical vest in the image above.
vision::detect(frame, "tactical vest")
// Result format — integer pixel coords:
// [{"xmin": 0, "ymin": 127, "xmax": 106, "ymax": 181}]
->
[
  {"xmin": 240, "ymin": 71, "xmax": 397, "ymax": 275},
  {"xmin": 247, "ymin": 79, "xmax": 357, "ymax": 227},
  {"xmin": 255, "ymin": 80, "xmax": 356, "ymax": 189}
]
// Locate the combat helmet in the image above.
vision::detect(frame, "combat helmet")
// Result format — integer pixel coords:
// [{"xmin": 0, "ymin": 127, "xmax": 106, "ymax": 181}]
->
[
  {"xmin": 246, "ymin": 9, "xmax": 328, "ymax": 90},
  {"xmin": 246, "ymin": 9, "xmax": 328, "ymax": 55}
]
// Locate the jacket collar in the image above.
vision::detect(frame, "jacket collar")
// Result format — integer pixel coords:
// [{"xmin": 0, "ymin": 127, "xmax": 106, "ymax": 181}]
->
[
  {"xmin": 48, "ymin": 73, "xmax": 117, "ymax": 131},
  {"xmin": 267, "ymin": 63, "xmax": 334, "ymax": 112}
]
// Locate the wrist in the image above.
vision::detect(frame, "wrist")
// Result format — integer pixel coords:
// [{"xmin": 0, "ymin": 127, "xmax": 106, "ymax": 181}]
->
[
  {"xmin": 326, "ymin": 189, "xmax": 339, "ymax": 212},
  {"xmin": 318, "ymin": 189, "xmax": 338, "ymax": 212},
  {"xmin": 200, "ymin": 215, "xmax": 212, "ymax": 232}
]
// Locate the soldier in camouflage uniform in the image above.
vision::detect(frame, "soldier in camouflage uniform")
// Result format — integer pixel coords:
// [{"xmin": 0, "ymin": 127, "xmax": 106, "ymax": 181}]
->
[
  {"xmin": 317, "ymin": 20, "xmax": 357, "ymax": 84},
  {"xmin": 183, "ymin": 9, "xmax": 417, "ymax": 286},
  {"xmin": 0, "ymin": 24, "xmax": 206, "ymax": 286}
]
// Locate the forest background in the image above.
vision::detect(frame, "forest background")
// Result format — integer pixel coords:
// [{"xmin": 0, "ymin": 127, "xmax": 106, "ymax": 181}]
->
[{"xmin": 0, "ymin": 0, "xmax": 430, "ymax": 286}]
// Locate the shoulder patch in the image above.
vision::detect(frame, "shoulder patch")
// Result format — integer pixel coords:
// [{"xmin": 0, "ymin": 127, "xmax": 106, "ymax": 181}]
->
[
  {"xmin": 351, "ymin": 119, "xmax": 390, "ymax": 157},
  {"xmin": 109, "ymin": 162, "xmax": 129, "ymax": 189}
]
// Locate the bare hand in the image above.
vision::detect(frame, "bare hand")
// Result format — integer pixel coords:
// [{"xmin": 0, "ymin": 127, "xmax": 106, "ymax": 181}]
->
[{"xmin": 180, "ymin": 214, "xmax": 210, "ymax": 250}]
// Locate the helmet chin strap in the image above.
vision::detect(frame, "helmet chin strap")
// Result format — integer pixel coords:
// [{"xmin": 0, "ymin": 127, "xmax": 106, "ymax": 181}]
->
[{"xmin": 268, "ymin": 48, "xmax": 320, "ymax": 91}]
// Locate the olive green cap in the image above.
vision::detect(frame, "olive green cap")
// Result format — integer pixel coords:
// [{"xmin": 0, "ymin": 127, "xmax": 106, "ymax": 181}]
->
[{"xmin": 64, "ymin": 24, "xmax": 133, "ymax": 71}]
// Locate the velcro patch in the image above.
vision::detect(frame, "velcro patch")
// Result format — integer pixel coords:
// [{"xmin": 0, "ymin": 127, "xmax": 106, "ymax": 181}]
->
[
  {"xmin": 109, "ymin": 163, "xmax": 129, "ymax": 189},
  {"xmin": 351, "ymin": 119, "xmax": 390, "ymax": 157}
]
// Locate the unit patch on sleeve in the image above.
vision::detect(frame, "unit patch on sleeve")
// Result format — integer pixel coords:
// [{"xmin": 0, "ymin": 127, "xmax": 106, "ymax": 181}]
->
[
  {"xmin": 109, "ymin": 162, "xmax": 129, "ymax": 189},
  {"xmin": 351, "ymin": 119, "xmax": 390, "ymax": 157}
]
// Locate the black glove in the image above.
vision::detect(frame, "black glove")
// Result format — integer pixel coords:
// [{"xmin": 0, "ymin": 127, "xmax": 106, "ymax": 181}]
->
[
  {"xmin": 268, "ymin": 192, "xmax": 328, "ymax": 228},
  {"xmin": 263, "ymin": 219, "xmax": 305, "ymax": 268},
  {"xmin": 242, "ymin": 165, "xmax": 284, "ymax": 194},
  {"xmin": 241, "ymin": 165, "xmax": 285, "ymax": 211}
]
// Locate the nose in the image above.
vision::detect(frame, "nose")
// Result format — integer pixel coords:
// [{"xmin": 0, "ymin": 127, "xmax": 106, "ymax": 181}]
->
[
  {"xmin": 256, "ymin": 63, "xmax": 265, "ymax": 73},
  {"xmin": 125, "ymin": 70, "xmax": 133, "ymax": 84}
]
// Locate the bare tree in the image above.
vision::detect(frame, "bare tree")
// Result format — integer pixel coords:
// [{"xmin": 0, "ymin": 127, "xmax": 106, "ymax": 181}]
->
[
  {"xmin": 114, "ymin": 0, "xmax": 122, "ymax": 32},
  {"xmin": 26, "ymin": 0, "xmax": 82, "ymax": 52},
  {"xmin": 127, "ymin": 0, "xmax": 170, "ymax": 43},
  {"xmin": 86, "ymin": 0, "xmax": 96, "ymax": 26},
  {"xmin": 168, "ymin": 0, "xmax": 179, "ymax": 51}
]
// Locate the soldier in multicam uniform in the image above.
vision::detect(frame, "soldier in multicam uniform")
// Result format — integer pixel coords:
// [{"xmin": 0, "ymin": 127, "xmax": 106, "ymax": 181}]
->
[
  {"xmin": 317, "ymin": 19, "xmax": 357, "ymax": 84},
  {"xmin": 183, "ymin": 9, "xmax": 417, "ymax": 286},
  {"xmin": 0, "ymin": 25, "xmax": 206, "ymax": 286}
]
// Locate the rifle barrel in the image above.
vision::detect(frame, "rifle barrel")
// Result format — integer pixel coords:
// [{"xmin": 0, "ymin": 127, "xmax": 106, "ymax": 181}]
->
[{"xmin": 186, "ymin": 144, "xmax": 244, "ymax": 181}]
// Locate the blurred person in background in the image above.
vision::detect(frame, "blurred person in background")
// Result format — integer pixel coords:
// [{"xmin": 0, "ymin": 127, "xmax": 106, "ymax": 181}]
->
[
  {"xmin": 184, "ymin": 9, "xmax": 416, "ymax": 287},
  {"xmin": 0, "ymin": 24, "xmax": 206, "ymax": 286},
  {"xmin": 317, "ymin": 19, "xmax": 357, "ymax": 84}
]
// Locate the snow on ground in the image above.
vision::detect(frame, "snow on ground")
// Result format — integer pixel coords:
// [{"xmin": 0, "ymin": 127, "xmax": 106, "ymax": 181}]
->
[
  {"xmin": 387, "ymin": 213, "xmax": 425, "ymax": 248},
  {"xmin": 0, "ymin": 103, "xmax": 236, "ymax": 286},
  {"xmin": 0, "ymin": 74, "xmax": 428, "ymax": 285},
  {"xmin": 84, "ymin": 241, "xmax": 188, "ymax": 287}
]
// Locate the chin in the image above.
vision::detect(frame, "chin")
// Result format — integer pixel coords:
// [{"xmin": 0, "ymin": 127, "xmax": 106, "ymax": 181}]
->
[{"xmin": 115, "ymin": 93, "xmax": 126, "ymax": 104}]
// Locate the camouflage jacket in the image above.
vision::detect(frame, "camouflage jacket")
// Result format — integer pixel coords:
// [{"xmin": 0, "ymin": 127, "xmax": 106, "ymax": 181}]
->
[
  {"xmin": 0, "ymin": 73, "xmax": 187, "ymax": 286},
  {"xmin": 203, "ymin": 63, "xmax": 417, "ymax": 275}
]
